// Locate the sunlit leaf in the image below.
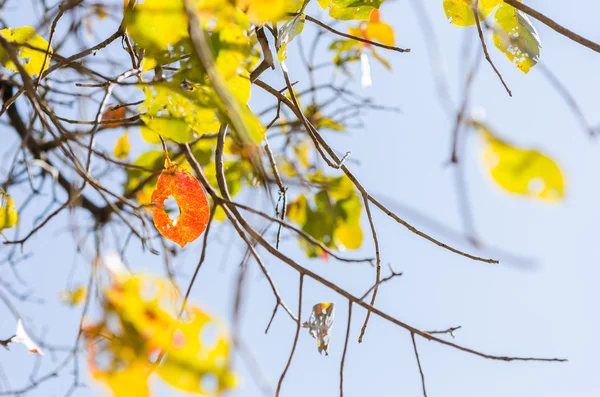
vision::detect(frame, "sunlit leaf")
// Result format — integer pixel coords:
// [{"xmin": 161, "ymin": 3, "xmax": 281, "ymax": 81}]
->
[
  {"xmin": 363, "ymin": 20, "xmax": 394, "ymax": 46},
  {"xmin": 151, "ymin": 162, "xmax": 210, "ymax": 247},
  {"xmin": 492, "ymin": 3, "xmax": 541, "ymax": 73},
  {"xmin": 238, "ymin": 0, "xmax": 302, "ymax": 23},
  {"xmin": 113, "ymin": 132, "xmax": 131, "ymax": 159},
  {"xmin": 443, "ymin": 0, "xmax": 501, "ymax": 27},
  {"xmin": 125, "ymin": 0, "xmax": 188, "ymax": 51},
  {"xmin": 140, "ymin": 84, "xmax": 220, "ymax": 143},
  {"xmin": 474, "ymin": 122, "xmax": 564, "ymax": 201},
  {"xmin": 302, "ymin": 302, "xmax": 335, "ymax": 355},
  {"xmin": 277, "ymin": 14, "xmax": 305, "ymax": 63},
  {"xmin": 0, "ymin": 26, "xmax": 52, "ymax": 76},
  {"xmin": 0, "ymin": 192, "xmax": 18, "ymax": 230},
  {"xmin": 318, "ymin": 0, "xmax": 383, "ymax": 20}
]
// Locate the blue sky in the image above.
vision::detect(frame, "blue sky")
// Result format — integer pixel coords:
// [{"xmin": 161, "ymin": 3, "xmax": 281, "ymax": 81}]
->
[{"xmin": 1, "ymin": 0, "xmax": 600, "ymax": 396}]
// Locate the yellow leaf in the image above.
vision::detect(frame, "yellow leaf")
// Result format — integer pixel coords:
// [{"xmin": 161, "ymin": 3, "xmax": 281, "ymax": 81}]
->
[
  {"xmin": 140, "ymin": 84, "xmax": 220, "ymax": 143},
  {"xmin": 59, "ymin": 286, "xmax": 87, "ymax": 306},
  {"xmin": 139, "ymin": 126, "xmax": 162, "ymax": 144},
  {"xmin": 213, "ymin": 205, "xmax": 227, "ymax": 222},
  {"xmin": 443, "ymin": 0, "xmax": 501, "ymax": 27},
  {"xmin": 0, "ymin": 26, "xmax": 52, "ymax": 76},
  {"xmin": 0, "ymin": 192, "xmax": 18, "ymax": 230},
  {"xmin": 364, "ymin": 21, "xmax": 394, "ymax": 46},
  {"xmin": 492, "ymin": 3, "xmax": 541, "ymax": 73},
  {"xmin": 238, "ymin": 0, "xmax": 301, "ymax": 23},
  {"xmin": 157, "ymin": 306, "xmax": 236, "ymax": 394},
  {"xmin": 287, "ymin": 195, "xmax": 307, "ymax": 225},
  {"xmin": 334, "ymin": 223, "xmax": 363, "ymax": 250},
  {"xmin": 113, "ymin": 133, "xmax": 131, "ymax": 159},
  {"xmin": 92, "ymin": 360, "xmax": 151, "ymax": 397},
  {"xmin": 476, "ymin": 123, "xmax": 564, "ymax": 201},
  {"xmin": 125, "ymin": 0, "xmax": 188, "ymax": 51}
]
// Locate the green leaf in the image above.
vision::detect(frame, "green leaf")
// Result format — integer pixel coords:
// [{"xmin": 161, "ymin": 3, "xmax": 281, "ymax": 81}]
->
[
  {"xmin": 277, "ymin": 14, "xmax": 305, "ymax": 62},
  {"xmin": 492, "ymin": 3, "xmax": 541, "ymax": 73},
  {"xmin": 318, "ymin": 0, "xmax": 383, "ymax": 20},
  {"xmin": 139, "ymin": 84, "xmax": 220, "ymax": 143}
]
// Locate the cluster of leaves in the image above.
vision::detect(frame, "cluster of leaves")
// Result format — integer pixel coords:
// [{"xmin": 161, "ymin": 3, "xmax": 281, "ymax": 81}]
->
[
  {"xmin": 85, "ymin": 269, "xmax": 235, "ymax": 396},
  {"xmin": 287, "ymin": 174, "xmax": 363, "ymax": 257},
  {"xmin": 444, "ymin": 0, "xmax": 541, "ymax": 73},
  {"xmin": 0, "ymin": 0, "xmax": 577, "ymax": 393}
]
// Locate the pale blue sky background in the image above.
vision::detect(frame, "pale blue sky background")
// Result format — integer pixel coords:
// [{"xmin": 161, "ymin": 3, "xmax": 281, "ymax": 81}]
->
[{"xmin": 1, "ymin": 0, "xmax": 600, "ymax": 396}]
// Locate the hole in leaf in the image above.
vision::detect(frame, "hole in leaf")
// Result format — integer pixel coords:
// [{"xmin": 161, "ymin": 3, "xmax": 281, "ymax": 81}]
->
[
  {"xmin": 164, "ymin": 195, "xmax": 180, "ymax": 226},
  {"xmin": 200, "ymin": 373, "xmax": 218, "ymax": 393},
  {"xmin": 527, "ymin": 177, "xmax": 545, "ymax": 195},
  {"xmin": 200, "ymin": 323, "xmax": 219, "ymax": 349},
  {"xmin": 140, "ymin": 279, "xmax": 159, "ymax": 302}
]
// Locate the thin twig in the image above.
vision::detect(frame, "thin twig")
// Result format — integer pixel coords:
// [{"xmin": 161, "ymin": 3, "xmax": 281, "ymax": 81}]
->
[
  {"xmin": 504, "ymin": 0, "xmax": 600, "ymax": 54},
  {"xmin": 276, "ymin": 274, "xmax": 304, "ymax": 397},
  {"xmin": 471, "ymin": 0, "xmax": 511, "ymax": 96},
  {"xmin": 411, "ymin": 332, "xmax": 428, "ymax": 397},
  {"xmin": 302, "ymin": 14, "xmax": 411, "ymax": 53},
  {"xmin": 339, "ymin": 301, "xmax": 352, "ymax": 397}
]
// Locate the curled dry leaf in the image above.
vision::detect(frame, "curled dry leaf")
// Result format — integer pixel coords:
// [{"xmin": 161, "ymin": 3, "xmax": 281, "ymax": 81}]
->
[
  {"xmin": 102, "ymin": 106, "xmax": 127, "ymax": 128},
  {"xmin": 302, "ymin": 302, "xmax": 336, "ymax": 355},
  {"xmin": 11, "ymin": 319, "xmax": 44, "ymax": 355},
  {"xmin": 151, "ymin": 163, "xmax": 210, "ymax": 248}
]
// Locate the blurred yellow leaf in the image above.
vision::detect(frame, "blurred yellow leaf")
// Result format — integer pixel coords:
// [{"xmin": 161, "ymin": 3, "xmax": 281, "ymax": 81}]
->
[
  {"xmin": 238, "ymin": 0, "xmax": 301, "ymax": 23},
  {"xmin": 0, "ymin": 192, "xmax": 18, "ymax": 230},
  {"xmin": 364, "ymin": 21, "xmax": 394, "ymax": 46},
  {"xmin": 334, "ymin": 223, "xmax": 363, "ymax": 250},
  {"xmin": 93, "ymin": 360, "xmax": 151, "ymax": 397},
  {"xmin": 125, "ymin": 0, "xmax": 188, "ymax": 51},
  {"xmin": 0, "ymin": 26, "xmax": 52, "ymax": 76},
  {"xmin": 113, "ymin": 132, "xmax": 131, "ymax": 159},
  {"xmin": 87, "ymin": 273, "xmax": 236, "ymax": 396},
  {"xmin": 443, "ymin": 0, "xmax": 501, "ymax": 27},
  {"xmin": 287, "ymin": 194, "xmax": 307, "ymax": 225},
  {"xmin": 476, "ymin": 122, "xmax": 564, "ymax": 201},
  {"xmin": 59, "ymin": 286, "xmax": 87, "ymax": 306},
  {"xmin": 318, "ymin": 0, "xmax": 383, "ymax": 20},
  {"xmin": 157, "ymin": 306, "xmax": 236, "ymax": 394},
  {"xmin": 492, "ymin": 3, "xmax": 541, "ymax": 73}
]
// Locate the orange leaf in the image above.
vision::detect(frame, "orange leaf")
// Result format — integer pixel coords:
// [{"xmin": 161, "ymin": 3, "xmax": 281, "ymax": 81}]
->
[
  {"xmin": 369, "ymin": 9, "xmax": 381, "ymax": 23},
  {"xmin": 150, "ymin": 164, "xmax": 210, "ymax": 248},
  {"xmin": 102, "ymin": 106, "xmax": 127, "ymax": 128}
]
